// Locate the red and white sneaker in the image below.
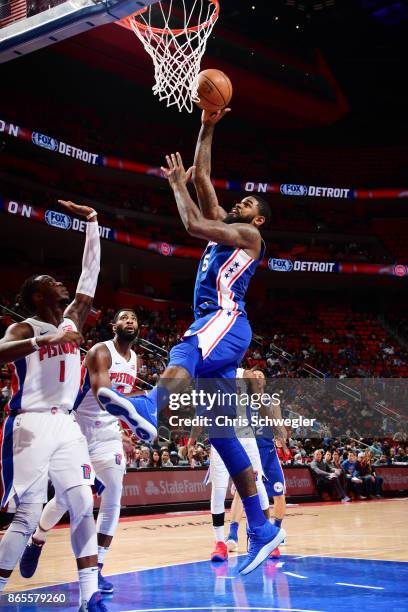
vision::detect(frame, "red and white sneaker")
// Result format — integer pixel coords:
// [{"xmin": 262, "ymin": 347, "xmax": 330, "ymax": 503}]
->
[
  {"xmin": 269, "ymin": 546, "xmax": 281, "ymax": 558},
  {"xmin": 211, "ymin": 541, "xmax": 228, "ymax": 562}
]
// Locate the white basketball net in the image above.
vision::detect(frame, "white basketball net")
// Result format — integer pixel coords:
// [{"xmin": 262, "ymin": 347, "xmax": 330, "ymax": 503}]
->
[{"xmin": 128, "ymin": 0, "xmax": 219, "ymax": 113}]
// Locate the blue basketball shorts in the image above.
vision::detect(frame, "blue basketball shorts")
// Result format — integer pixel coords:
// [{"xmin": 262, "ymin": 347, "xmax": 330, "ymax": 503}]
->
[
  {"xmin": 169, "ymin": 311, "xmax": 252, "ymax": 379},
  {"xmin": 258, "ymin": 441, "xmax": 286, "ymax": 497},
  {"xmin": 168, "ymin": 312, "xmax": 252, "ymax": 433}
]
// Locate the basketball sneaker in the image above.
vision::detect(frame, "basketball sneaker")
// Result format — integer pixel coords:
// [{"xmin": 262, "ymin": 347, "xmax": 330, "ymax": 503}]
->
[
  {"xmin": 98, "ymin": 570, "xmax": 114, "ymax": 595},
  {"xmin": 211, "ymin": 541, "xmax": 228, "ymax": 562},
  {"xmin": 239, "ymin": 522, "xmax": 286, "ymax": 575},
  {"xmin": 269, "ymin": 547, "xmax": 280, "ymax": 558},
  {"xmin": 78, "ymin": 592, "xmax": 108, "ymax": 612},
  {"xmin": 226, "ymin": 535, "xmax": 238, "ymax": 552},
  {"xmin": 97, "ymin": 387, "xmax": 157, "ymax": 443},
  {"xmin": 226, "ymin": 521, "xmax": 239, "ymax": 551},
  {"xmin": 19, "ymin": 538, "xmax": 44, "ymax": 578}
]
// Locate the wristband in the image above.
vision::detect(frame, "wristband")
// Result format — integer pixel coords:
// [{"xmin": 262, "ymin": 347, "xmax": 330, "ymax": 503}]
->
[
  {"xmin": 86, "ymin": 210, "xmax": 97, "ymax": 221},
  {"xmin": 30, "ymin": 337, "xmax": 41, "ymax": 351}
]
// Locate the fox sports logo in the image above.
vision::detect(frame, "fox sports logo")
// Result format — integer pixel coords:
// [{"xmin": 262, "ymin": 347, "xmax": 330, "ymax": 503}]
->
[
  {"xmin": 32, "ymin": 132, "xmax": 59, "ymax": 152},
  {"xmin": 45, "ymin": 210, "xmax": 72, "ymax": 230},
  {"xmin": 268, "ymin": 258, "xmax": 294, "ymax": 272},
  {"xmin": 280, "ymin": 184, "xmax": 308, "ymax": 197}
]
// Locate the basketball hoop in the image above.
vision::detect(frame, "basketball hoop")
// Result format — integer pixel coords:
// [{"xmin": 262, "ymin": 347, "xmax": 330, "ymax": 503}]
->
[{"xmin": 126, "ymin": 1, "xmax": 220, "ymax": 113}]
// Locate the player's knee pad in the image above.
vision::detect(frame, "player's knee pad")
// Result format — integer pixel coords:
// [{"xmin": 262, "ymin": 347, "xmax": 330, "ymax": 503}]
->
[
  {"xmin": 10, "ymin": 502, "xmax": 43, "ymax": 537},
  {"xmin": 210, "ymin": 437, "xmax": 251, "ymax": 477},
  {"xmin": 96, "ymin": 469, "xmax": 123, "ymax": 537},
  {"xmin": 63, "ymin": 485, "xmax": 94, "ymax": 527},
  {"xmin": 39, "ymin": 496, "xmax": 67, "ymax": 532},
  {"xmin": 63, "ymin": 485, "xmax": 96, "ymax": 560},
  {"xmin": 211, "ymin": 485, "xmax": 228, "ymax": 515},
  {"xmin": 0, "ymin": 503, "xmax": 43, "ymax": 571}
]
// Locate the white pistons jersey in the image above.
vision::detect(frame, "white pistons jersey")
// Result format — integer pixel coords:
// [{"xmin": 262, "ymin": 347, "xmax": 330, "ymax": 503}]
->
[
  {"xmin": 7, "ymin": 317, "xmax": 81, "ymax": 413},
  {"xmin": 74, "ymin": 340, "xmax": 137, "ymax": 427}
]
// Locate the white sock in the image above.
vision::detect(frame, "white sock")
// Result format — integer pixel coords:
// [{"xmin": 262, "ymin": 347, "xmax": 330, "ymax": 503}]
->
[
  {"xmin": 32, "ymin": 526, "xmax": 48, "ymax": 543},
  {"xmin": 214, "ymin": 526, "xmax": 224, "ymax": 542},
  {"xmin": 98, "ymin": 546, "xmax": 109, "ymax": 567},
  {"xmin": 0, "ymin": 576, "xmax": 8, "ymax": 592},
  {"xmin": 78, "ymin": 566, "xmax": 98, "ymax": 603}
]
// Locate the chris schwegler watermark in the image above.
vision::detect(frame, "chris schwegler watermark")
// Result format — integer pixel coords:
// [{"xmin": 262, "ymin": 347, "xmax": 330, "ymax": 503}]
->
[{"xmin": 167, "ymin": 389, "xmax": 316, "ymax": 429}]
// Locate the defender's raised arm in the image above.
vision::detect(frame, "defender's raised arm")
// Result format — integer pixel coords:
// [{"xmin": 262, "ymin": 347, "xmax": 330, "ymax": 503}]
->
[{"xmin": 61, "ymin": 200, "xmax": 101, "ymax": 331}]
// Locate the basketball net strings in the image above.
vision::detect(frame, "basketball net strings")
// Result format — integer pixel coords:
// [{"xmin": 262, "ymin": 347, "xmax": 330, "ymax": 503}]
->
[{"xmin": 130, "ymin": 0, "xmax": 219, "ymax": 112}]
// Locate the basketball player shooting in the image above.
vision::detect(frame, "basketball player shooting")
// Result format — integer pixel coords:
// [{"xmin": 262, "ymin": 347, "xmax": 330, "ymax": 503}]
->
[
  {"xmin": 96, "ymin": 111, "xmax": 285, "ymax": 574},
  {"xmin": 18, "ymin": 309, "xmax": 140, "ymax": 597},
  {"xmin": 0, "ymin": 201, "xmax": 105, "ymax": 612}
]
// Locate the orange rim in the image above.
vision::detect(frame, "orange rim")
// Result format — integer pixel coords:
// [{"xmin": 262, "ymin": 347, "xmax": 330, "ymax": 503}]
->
[{"xmin": 128, "ymin": 0, "xmax": 219, "ymax": 36}]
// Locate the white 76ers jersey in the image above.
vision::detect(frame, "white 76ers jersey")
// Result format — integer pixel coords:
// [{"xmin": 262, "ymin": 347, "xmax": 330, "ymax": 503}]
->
[
  {"xmin": 7, "ymin": 317, "xmax": 81, "ymax": 413},
  {"xmin": 74, "ymin": 340, "xmax": 137, "ymax": 426}
]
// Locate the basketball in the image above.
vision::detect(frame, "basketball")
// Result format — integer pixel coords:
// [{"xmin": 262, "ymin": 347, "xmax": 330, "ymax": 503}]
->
[{"xmin": 195, "ymin": 69, "xmax": 233, "ymax": 112}]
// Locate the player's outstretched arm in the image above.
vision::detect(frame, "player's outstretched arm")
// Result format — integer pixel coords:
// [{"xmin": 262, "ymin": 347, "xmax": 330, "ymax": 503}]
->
[
  {"xmin": 86, "ymin": 344, "xmax": 112, "ymax": 399},
  {"xmin": 0, "ymin": 322, "xmax": 83, "ymax": 364},
  {"xmin": 192, "ymin": 109, "xmax": 230, "ymax": 221},
  {"xmin": 61, "ymin": 200, "xmax": 101, "ymax": 332},
  {"xmin": 162, "ymin": 152, "xmax": 261, "ymax": 259}
]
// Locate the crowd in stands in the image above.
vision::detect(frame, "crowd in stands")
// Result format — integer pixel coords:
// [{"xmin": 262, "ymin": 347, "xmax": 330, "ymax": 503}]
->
[
  {"xmin": 1, "ymin": 297, "xmax": 407, "ymax": 414},
  {"xmin": 1, "ymin": 294, "xmax": 407, "ymax": 508},
  {"xmin": 120, "ymin": 425, "xmax": 408, "ymax": 506}
]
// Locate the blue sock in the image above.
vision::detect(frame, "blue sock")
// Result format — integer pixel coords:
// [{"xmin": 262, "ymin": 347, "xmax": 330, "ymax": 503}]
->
[
  {"xmin": 274, "ymin": 518, "xmax": 282, "ymax": 528},
  {"xmin": 242, "ymin": 494, "xmax": 267, "ymax": 530},
  {"xmin": 229, "ymin": 521, "xmax": 239, "ymax": 538}
]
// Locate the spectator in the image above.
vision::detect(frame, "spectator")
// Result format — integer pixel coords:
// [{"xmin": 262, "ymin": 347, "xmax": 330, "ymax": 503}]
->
[
  {"xmin": 310, "ymin": 449, "xmax": 350, "ymax": 503},
  {"xmin": 330, "ymin": 449, "xmax": 347, "ymax": 490},
  {"xmin": 129, "ymin": 447, "xmax": 143, "ymax": 469},
  {"xmin": 122, "ymin": 433, "xmax": 136, "ymax": 466},
  {"xmin": 357, "ymin": 453, "xmax": 383, "ymax": 498},
  {"xmin": 178, "ymin": 446, "xmax": 190, "ymax": 466},
  {"xmin": 342, "ymin": 451, "xmax": 366, "ymax": 499},
  {"xmin": 323, "ymin": 450, "xmax": 332, "ymax": 465},
  {"xmin": 276, "ymin": 439, "xmax": 292, "ymax": 465},
  {"xmin": 148, "ymin": 449, "xmax": 162, "ymax": 468},
  {"xmin": 394, "ymin": 446, "xmax": 408, "ymax": 463},
  {"xmin": 140, "ymin": 445, "xmax": 151, "ymax": 468},
  {"xmin": 161, "ymin": 449, "xmax": 174, "ymax": 468},
  {"xmin": 170, "ymin": 450, "xmax": 179, "ymax": 466},
  {"xmin": 190, "ymin": 444, "xmax": 208, "ymax": 468},
  {"xmin": 373, "ymin": 454, "xmax": 390, "ymax": 466},
  {"xmin": 296, "ymin": 441, "xmax": 307, "ymax": 457}
]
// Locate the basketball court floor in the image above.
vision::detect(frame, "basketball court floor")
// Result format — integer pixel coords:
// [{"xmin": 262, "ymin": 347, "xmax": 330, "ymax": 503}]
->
[{"xmin": 2, "ymin": 497, "xmax": 407, "ymax": 611}]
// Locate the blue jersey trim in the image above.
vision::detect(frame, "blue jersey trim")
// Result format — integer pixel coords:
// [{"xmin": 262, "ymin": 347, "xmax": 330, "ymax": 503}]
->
[
  {"xmin": 1, "ymin": 415, "xmax": 16, "ymax": 507},
  {"xmin": 73, "ymin": 370, "xmax": 91, "ymax": 411},
  {"xmin": 9, "ymin": 358, "xmax": 27, "ymax": 411}
]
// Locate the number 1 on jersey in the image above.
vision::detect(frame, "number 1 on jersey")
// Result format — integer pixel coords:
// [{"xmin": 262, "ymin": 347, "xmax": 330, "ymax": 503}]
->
[{"xmin": 59, "ymin": 361, "xmax": 65, "ymax": 382}]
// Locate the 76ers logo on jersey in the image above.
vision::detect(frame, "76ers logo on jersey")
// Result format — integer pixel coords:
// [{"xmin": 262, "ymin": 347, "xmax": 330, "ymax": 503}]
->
[
  {"xmin": 81, "ymin": 464, "xmax": 92, "ymax": 479},
  {"xmin": 114, "ymin": 453, "xmax": 123, "ymax": 466}
]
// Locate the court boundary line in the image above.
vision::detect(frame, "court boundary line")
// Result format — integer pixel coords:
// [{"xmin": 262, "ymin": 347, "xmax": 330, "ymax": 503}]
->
[
  {"xmin": 119, "ymin": 607, "xmax": 325, "ymax": 612},
  {"xmin": 285, "ymin": 552, "xmax": 408, "ymax": 563},
  {"xmin": 6, "ymin": 552, "xmax": 408, "ymax": 594}
]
